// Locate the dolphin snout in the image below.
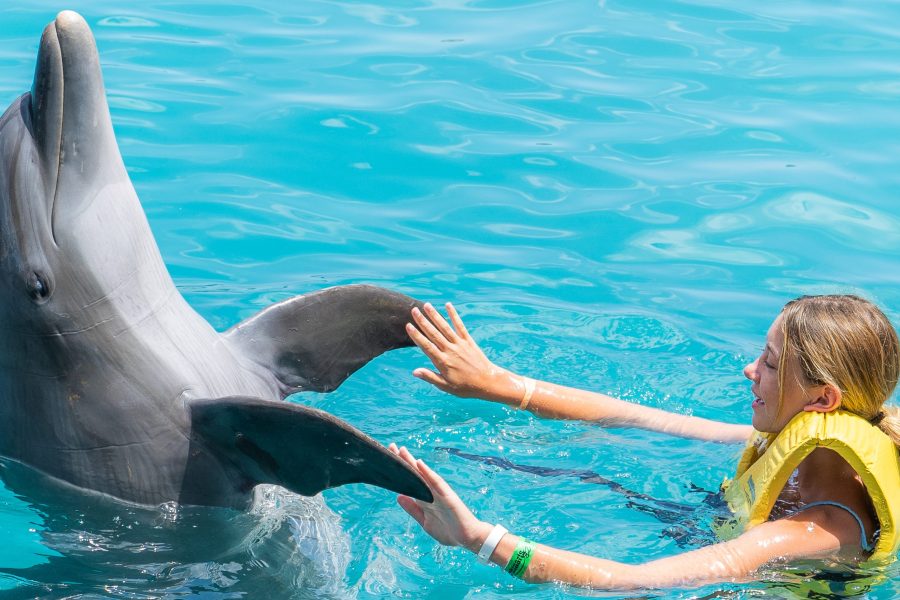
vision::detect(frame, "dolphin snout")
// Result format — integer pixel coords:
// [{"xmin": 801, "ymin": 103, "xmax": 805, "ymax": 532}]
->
[
  {"xmin": 31, "ymin": 11, "xmax": 101, "ymax": 158},
  {"xmin": 55, "ymin": 10, "xmax": 88, "ymax": 29},
  {"xmin": 31, "ymin": 10, "xmax": 122, "ymax": 240},
  {"xmin": 47, "ymin": 9, "xmax": 110, "ymax": 155}
]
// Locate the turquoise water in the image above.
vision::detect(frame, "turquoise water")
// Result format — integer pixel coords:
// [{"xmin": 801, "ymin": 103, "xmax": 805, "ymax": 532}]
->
[{"xmin": 2, "ymin": 0, "xmax": 900, "ymax": 597}]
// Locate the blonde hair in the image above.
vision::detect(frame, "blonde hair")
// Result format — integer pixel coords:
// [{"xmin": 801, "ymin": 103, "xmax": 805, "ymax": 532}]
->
[{"xmin": 779, "ymin": 295, "xmax": 900, "ymax": 447}]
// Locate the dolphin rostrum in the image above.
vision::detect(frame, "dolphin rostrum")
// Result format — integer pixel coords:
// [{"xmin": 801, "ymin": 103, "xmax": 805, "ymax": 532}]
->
[{"xmin": 0, "ymin": 11, "xmax": 432, "ymax": 508}]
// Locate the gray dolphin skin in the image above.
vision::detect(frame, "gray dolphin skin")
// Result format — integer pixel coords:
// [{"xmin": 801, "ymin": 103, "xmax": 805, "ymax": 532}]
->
[{"xmin": 0, "ymin": 11, "xmax": 432, "ymax": 508}]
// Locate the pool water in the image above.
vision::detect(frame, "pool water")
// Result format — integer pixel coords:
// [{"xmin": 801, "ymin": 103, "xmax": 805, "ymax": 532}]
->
[{"xmin": 2, "ymin": 0, "xmax": 900, "ymax": 598}]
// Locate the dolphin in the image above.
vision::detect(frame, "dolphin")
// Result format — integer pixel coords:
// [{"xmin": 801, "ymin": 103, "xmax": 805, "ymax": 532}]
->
[{"xmin": 0, "ymin": 11, "xmax": 432, "ymax": 508}]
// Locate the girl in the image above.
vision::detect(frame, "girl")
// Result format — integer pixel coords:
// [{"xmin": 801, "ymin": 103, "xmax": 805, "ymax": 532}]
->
[{"xmin": 390, "ymin": 294, "xmax": 900, "ymax": 590}]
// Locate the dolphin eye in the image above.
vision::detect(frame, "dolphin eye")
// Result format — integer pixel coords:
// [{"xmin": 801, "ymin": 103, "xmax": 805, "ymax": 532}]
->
[{"xmin": 26, "ymin": 272, "xmax": 51, "ymax": 303}]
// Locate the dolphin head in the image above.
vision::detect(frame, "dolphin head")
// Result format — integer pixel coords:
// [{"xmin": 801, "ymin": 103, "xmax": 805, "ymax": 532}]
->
[{"xmin": 0, "ymin": 11, "xmax": 174, "ymax": 343}]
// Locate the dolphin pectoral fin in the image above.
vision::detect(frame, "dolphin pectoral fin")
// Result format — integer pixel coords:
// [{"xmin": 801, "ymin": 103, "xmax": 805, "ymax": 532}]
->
[
  {"xmin": 186, "ymin": 396, "xmax": 433, "ymax": 503},
  {"xmin": 224, "ymin": 284, "xmax": 423, "ymax": 394}
]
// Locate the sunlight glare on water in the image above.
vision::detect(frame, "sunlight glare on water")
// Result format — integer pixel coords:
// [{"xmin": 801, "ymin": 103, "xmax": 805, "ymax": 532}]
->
[{"xmin": 1, "ymin": 0, "xmax": 900, "ymax": 597}]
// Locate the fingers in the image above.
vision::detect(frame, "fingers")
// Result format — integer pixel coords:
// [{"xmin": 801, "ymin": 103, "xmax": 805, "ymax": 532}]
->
[
  {"xmin": 411, "ymin": 306, "xmax": 448, "ymax": 351},
  {"xmin": 396, "ymin": 446, "xmax": 420, "ymax": 470},
  {"xmin": 445, "ymin": 302, "xmax": 470, "ymax": 339},
  {"xmin": 406, "ymin": 322, "xmax": 440, "ymax": 360},
  {"xmin": 397, "ymin": 495, "xmax": 426, "ymax": 525},
  {"xmin": 392, "ymin": 446, "xmax": 429, "ymax": 478},
  {"xmin": 395, "ymin": 447, "xmax": 457, "ymax": 501},
  {"xmin": 422, "ymin": 303, "xmax": 458, "ymax": 343},
  {"xmin": 412, "ymin": 368, "xmax": 449, "ymax": 388},
  {"xmin": 391, "ymin": 444, "xmax": 426, "ymax": 522},
  {"xmin": 391, "ymin": 444, "xmax": 421, "ymax": 474},
  {"xmin": 392, "ymin": 444, "xmax": 450, "ymax": 502},
  {"xmin": 395, "ymin": 446, "xmax": 429, "ymax": 482},
  {"xmin": 414, "ymin": 457, "xmax": 458, "ymax": 500}
]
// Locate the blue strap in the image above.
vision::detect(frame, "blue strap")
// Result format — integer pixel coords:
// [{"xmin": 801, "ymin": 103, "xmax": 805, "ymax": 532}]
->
[{"xmin": 792, "ymin": 500, "xmax": 876, "ymax": 553}]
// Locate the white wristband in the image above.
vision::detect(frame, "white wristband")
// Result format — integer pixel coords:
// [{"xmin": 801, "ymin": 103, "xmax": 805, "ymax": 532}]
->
[
  {"xmin": 477, "ymin": 524, "xmax": 508, "ymax": 564},
  {"xmin": 519, "ymin": 377, "xmax": 536, "ymax": 410}
]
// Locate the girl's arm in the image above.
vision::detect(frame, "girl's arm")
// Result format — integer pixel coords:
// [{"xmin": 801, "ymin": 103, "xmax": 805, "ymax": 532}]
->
[
  {"xmin": 390, "ymin": 445, "xmax": 866, "ymax": 591},
  {"xmin": 407, "ymin": 303, "xmax": 752, "ymax": 443}
]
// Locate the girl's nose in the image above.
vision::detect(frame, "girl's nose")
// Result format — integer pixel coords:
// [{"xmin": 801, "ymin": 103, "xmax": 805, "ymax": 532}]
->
[{"xmin": 744, "ymin": 357, "xmax": 760, "ymax": 381}]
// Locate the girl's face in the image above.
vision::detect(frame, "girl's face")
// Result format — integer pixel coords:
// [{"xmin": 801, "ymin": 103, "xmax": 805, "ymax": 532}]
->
[{"xmin": 744, "ymin": 316, "xmax": 824, "ymax": 432}]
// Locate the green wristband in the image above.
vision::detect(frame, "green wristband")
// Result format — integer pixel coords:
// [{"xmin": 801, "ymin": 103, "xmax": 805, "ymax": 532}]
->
[{"xmin": 504, "ymin": 539, "xmax": 535, "ymax": 578}]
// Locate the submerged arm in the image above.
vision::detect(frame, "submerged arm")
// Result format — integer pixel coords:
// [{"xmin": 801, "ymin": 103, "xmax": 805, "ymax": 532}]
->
[
  {"xmin": 391, "ymin": 446, "xmax": 865, "ymax": 590},
  {"xmin": 489, "ymin": 515, "xmax": 851, "ymax": 589},
  {"xmin": 408, "ymin": 303, "xmax": 752, "ymax": 443}
]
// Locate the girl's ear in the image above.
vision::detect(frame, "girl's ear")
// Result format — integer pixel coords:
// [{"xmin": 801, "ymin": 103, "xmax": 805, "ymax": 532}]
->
[{"xmin": 804, "ymin": 383, "xmax": 842, "ymax": 413}]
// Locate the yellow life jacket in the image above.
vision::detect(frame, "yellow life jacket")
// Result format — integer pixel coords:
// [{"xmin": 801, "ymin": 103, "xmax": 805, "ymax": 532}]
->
[{"xmin": 721, "ymin": 410, "xmax": 900, "ymax": 561}]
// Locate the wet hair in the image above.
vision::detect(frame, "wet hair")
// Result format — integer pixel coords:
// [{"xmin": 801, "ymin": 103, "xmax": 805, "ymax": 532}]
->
[{"xmin": 778, "ymin": 294, "xmax": 900, "ymax": 447}]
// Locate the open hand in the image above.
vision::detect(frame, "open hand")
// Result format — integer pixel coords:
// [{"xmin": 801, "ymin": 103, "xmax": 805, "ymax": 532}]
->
[
  {"xmin": 406, "ymin": 302, "xmax": 519, "ymax": 402},
  {"xmin": 389, "ymin": 443, "xmax": 491, "ymax": 551}
]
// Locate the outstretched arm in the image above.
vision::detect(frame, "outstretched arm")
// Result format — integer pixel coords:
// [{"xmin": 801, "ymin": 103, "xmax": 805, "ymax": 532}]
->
[
  {"xmin": 390, "ymin": 446, "xmax": 867, "ymax": 591},
  {"xmin": 407, "ymin": 303, "xmax": 752, "ymax": 443}
]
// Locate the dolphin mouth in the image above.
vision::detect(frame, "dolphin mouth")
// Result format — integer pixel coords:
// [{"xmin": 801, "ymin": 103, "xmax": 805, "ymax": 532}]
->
[{"xmin": 30, "ymin": 16, "xmax": 64, "ymax": 241}]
